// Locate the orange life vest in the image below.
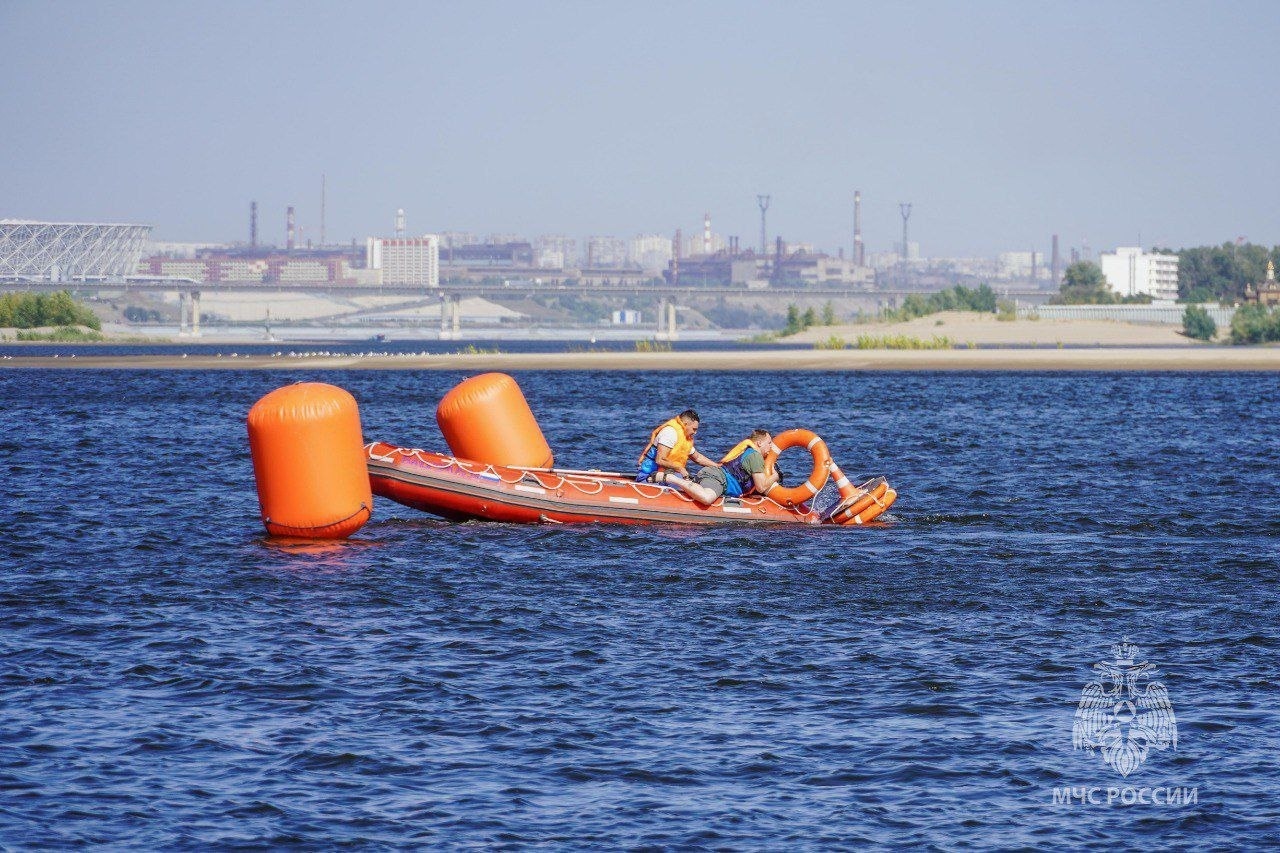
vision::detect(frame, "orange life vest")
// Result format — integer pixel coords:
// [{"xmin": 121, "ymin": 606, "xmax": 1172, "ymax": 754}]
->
[
  {"xmin": 639, "ymin": 417, "xmax": 695, "ymax": 470},
  {"xmin": 720, "ymin": 439, "xmax": 754, "ymax": 464}
]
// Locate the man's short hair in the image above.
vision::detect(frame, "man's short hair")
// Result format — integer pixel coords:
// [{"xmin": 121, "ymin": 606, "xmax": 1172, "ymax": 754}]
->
[
  {"xmin": 750, "ymin": 428, "xmax": 771, "ymax": 442},
  {"xmin": 679, "ymin": 409, "xmax": 700, "ymax": 423}
]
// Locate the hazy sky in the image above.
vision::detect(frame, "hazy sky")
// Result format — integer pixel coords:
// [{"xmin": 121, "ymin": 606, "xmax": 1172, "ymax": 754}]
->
[{"xmin": 2, "ymin": 1, "xmax": 1277, "ymax": 257}]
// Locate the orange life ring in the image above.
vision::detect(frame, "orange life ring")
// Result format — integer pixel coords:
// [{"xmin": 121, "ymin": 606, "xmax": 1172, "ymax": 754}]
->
[
  {"xmin": 828, "ymin": 479, "xmax": 895, "ymax": 525},
  {"xmin": 764, "ymin": 428, "xmax": 831, "ymax": 505}
]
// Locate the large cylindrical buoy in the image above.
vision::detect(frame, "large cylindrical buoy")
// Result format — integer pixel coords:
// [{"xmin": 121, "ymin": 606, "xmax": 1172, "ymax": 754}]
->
[
  {"xmin": 436, "ymin": 373, "xmax": 553, "ymax": 468},
  {"xmin": 247, "ymin": 383, "xmax": 372, "ymax": 539}
]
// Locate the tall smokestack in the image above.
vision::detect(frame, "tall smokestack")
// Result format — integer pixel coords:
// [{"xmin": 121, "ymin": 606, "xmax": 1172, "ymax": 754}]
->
[
  {"xmin": 1031, "ymin": 250, "xmax": 1038, "ymax": 283},
  {"xmin": 249, "ymin": 201, "xmax": 258, "ymax": 248},
  {"xmin": 854, "ymin": 190, "xmax": 865, "ymax": 266},
  {"xmin": 1051, "ymin": 234, "xmax": 1061, "ymax": 285},
  {"xmin": 286, "ymin": 205, "xmax": 296, "ymax": 251},
  {"xmin": 703, "ymin": 212, "xmax": 711, "ymax": 255},
  {"xmin": 757, "ymin": 195, "xmax": 770, "ymax": 255},
  {"xmin": 395, "ymin": 208, "xmax": 405, "ymax": 238},
  {"xmin": 672, "ymin": 228, "xmax": 682, "ymax": 285}
]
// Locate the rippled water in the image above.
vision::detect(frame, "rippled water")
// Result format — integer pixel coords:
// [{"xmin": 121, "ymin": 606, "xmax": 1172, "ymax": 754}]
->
[{"xmin": 3, "ymin": 369, "xmax": 1278, "ymax": 847}]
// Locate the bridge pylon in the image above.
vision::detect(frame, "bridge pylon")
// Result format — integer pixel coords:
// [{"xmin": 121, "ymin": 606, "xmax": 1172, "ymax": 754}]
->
[
  {"xmin": 655, "ymin": 297, "xmax": 678, "ymax": 341},
  {"xmin": 439, "ymin": 294, "xmax": 461, "ymax": 340}
]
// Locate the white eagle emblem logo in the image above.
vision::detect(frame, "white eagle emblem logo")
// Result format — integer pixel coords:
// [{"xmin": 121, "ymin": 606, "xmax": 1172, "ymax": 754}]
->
[{"xmin": 1073, "ymin": 638, "xmax": 1178, "ymax": 777}]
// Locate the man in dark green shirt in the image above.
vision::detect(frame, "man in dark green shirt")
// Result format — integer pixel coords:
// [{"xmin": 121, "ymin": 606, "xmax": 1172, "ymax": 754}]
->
[{"xmin": 677, "ymin": 429, "xmax": 779, "ymax": 506}]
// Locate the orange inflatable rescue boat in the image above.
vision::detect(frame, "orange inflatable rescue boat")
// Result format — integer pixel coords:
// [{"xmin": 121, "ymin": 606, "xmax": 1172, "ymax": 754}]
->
[
  {"xmin": 368, "ymin": 373, "xmax": 895, "ymax": 528},
  {"xmin": 248, "ymin": 374, "xmax": 896, "ymax": 538}
]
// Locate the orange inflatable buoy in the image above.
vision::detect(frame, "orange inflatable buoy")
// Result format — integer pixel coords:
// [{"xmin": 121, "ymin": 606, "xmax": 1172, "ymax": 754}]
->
[
  {"xmin": 764, "ymin": 429, "xmax": 832, "ymax": 506},
  {"xmin": 247, "ymin": 383, "xmax": 372, "ymax": 539},
  {"xmin": 436, "ymin": 373, "xmax": 554, "ymax": 468},
  {"xmin": 829, "ymin": 479, "xmax": 896, "ymax": 525}
]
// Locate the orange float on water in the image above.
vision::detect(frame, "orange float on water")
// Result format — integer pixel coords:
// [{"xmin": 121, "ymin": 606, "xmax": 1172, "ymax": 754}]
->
[
  {"xmin": 436, "ymin": 372, "xmax": 554, "ymax": 469},
  {"xmin": 247, "ymin": 382, "xmax": 372, "ymax": 539},
  {"xmin": 243, "ymin": 374, "xmax": 897, "ymax": 532},
  {"xmin": 828, "ymin": 478, "xmax": 897, "ymax": 525}
]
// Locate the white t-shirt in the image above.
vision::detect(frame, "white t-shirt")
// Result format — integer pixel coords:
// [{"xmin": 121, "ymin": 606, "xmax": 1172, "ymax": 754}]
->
[{"xmin": 656, "ymin": 425, "xmax": 695, "ymax": 457}]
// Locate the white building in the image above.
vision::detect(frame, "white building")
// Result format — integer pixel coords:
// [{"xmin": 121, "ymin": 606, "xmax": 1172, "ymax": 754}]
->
[
  {"xmin": 536, "ymin": 235, "xmax": 577, "ymax": 270},
  {"xmin": 585, "ymin": 235, "xmax": 628, "ymax": 268},
  {"xmin": 997, "ymin": 251, "xmax": 1037, "ymax": 279},
  {"xmin": 1099, "ymin": 247, "xmax": 1179, "ymax": 300},
  {"xmin": 366, "ymin": 235, "xmax": 440, "ymax": 287},
  {"xmin": 629, "ymin": 234, "xmax": 673, "ymax": 271}
]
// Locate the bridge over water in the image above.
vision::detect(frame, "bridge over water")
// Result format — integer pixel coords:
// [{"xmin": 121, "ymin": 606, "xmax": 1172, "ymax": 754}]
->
[{"xmin": 0, "ymin": 277, "xmax": 1051, "ymax": 337}]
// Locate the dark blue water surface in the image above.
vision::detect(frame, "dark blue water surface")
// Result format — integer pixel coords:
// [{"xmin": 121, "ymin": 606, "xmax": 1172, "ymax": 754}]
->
[{"xmin": 2, "ymin": 368, "xmax": 1278, "ymax": 848}]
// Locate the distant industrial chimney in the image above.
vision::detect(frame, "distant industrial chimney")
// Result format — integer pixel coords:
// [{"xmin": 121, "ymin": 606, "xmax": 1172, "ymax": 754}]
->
[
  {"xmin": 672, "ymin": 228, "xmax": 682, "ymax": 285},
  {"xmin": 1051, "ymin": 234, "xmax": 1061, "ymax": 284},
  {"xmin": 703, "ymin": 212, "xmax": 711, "ymax": 255},
  {"xmin": 395, "ymin": 208, "xmax": 405, "ymax": 238},
  {"xmin": 757, "ymin": 195, "xmax": 770, "ymax": 255},
  {"xmin": 250, "ymin": 201, "xmax": 258, "ymax": 248},
  {"xmin": 286, "ymin": 206, "xmax": 296, "ymax": 251},
  {"xmin": 854, "ymin": 190, "xmax": 864, "ymax": 266}
]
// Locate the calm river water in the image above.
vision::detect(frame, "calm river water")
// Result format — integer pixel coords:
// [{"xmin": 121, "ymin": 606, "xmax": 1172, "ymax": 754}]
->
[{"xmin": 2, "ymin": 368, "xmax": 1278, "ymax": 847}]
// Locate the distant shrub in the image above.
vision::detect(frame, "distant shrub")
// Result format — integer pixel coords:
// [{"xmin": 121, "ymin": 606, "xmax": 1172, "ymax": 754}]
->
[
  {"xmin": 0, "ymin": 291, "xmax": 101, "ymax": 330},
  {"xmin": 883, "ymin": 284, "xmax": 998, "ymax": 321},
  {"xmin": 634, "ymin": 339, "xmax": 672, "ymax": 353},
  {"xmin": 996, "ymin": 300, "xmax": 1017, "ymax": 322},
  {"xmin": 1181, "ymin": 305, "xmax": 1217, "ymax": 341},
  {"xmin": 454, "ymin": 344, "xmax": 502, "ymax": 354},
  {"xmin": 16, "ymin": 325, "xmax": 104, "ymax": 342},
  {"xmin": 813, "ymin": 335, "xmax": 846, "ymax": 350},
  {"xmin": 1229, "ymin": 304, "xmax": 1280, "ymax": 344},
  {"xmin": 851, "ymin": 334, "xmax": 953, "ymax": 350}
]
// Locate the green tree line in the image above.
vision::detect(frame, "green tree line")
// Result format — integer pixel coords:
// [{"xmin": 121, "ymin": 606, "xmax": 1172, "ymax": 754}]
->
[
  {"xmin": 1050, "ymin": 261, "xmax": 1154, "ymax": 305},
  {"xmin": 783, "ymin": 301, "xmax": 838, "ymax": 335},
  {"xmin": 0, "ymin": 291, "xmax": 101, "ymax": 330},
  {"xmin": 884, "ymin": 283, "xmax": 998, "ymax": 321},
  {"xmin": 1228, "ymin": 304, "xmax": 1280, "ymax": 344},
  {"xmin": 1173, "ymin": 243, "xmax": 1280, "ymax": 303}
]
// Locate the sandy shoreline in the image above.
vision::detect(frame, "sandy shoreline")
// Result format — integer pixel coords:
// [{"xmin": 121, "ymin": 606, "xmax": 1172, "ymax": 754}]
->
[
  {"xmin": 787, "ymin": 311, "xmax": 1202, "ymax": 347},
  {"xmin": 4, "ymin": 347, "xmax": 1280, "ymax": 371},
  {"xmin": 4, "ymin": 312, "xmax": 1272, "ymax": 371}
]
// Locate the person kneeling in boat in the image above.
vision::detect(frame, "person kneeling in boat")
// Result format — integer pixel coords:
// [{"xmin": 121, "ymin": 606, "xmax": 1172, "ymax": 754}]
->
[
  {"xmin": 636, "ymin": 409, "xmax": 720, "ymax": 485},
  {"xmin": 678, "ymin": 429, "xmax": 779, "ymax": 506}
]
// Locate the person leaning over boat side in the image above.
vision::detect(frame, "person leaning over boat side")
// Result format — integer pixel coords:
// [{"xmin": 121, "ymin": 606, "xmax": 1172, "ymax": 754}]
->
[
  {"xmin": 677, "ymin": 429, "xmax": 779, "ymax": 506},
  {"xmin": 636, "ymin": 409, "xmax": 720, "ymax": 484}
]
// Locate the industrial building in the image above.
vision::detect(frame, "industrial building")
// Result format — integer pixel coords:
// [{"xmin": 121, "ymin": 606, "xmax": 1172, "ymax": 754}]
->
[
  {"xmin": 1099, "ymin": 247, "xmax": 1179, "ymax": 300},
  {"xmin": 141, "ymin": 247, "xmax": 365, "ymax": 284},
  {"xmin": 665, "ymin": 247, "xmax": 872, "ymax": 289},
  {"xmin": 439, "ymin": 241, "xmax": 534, "ymax": 268},
  {"xmin": 1, "ymin": 220, "xmax": 151, "ymax": 280}
]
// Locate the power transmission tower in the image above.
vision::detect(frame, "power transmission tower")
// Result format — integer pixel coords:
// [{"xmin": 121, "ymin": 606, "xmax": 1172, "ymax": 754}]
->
[
  {"xmin": 757, "ymin": 195, "xmax": 771, "ymax": 256},
  {"xmin": 899, "ymin": 202, "xmax": 913, "ymax": 286}
]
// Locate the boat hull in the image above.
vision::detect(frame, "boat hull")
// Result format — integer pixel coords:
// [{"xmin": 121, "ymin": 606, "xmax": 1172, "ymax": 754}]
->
[{"xmin": 365, "ymin": 442, "xmax": 839, "ymax": 525}]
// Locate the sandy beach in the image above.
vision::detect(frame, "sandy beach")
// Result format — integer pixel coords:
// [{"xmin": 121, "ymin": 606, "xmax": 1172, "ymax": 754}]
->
[{"xmin": 786, "ymin": 311, "xmax": 1200, "ymax": 347}]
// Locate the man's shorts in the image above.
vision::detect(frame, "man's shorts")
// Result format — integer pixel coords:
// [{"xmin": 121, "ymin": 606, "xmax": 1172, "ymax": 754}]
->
[{"xmin": 695, "ymin": 466, "xmax": 729, "ymax": 498}]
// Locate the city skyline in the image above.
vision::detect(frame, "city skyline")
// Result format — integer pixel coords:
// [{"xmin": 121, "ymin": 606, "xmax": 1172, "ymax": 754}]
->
[{"xmin": 2, "ymin": 1, "xmax": 1278, "ymax": 257}]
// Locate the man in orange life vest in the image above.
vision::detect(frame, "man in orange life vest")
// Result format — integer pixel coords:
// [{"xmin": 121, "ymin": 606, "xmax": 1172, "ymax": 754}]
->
[
  {"xmin": 677, "ymin": 429, "xmax": 780, "ymax": 506},
  {"xmin": 636, "ymin": 409, "xmax": 721, "ymax": 484}
]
